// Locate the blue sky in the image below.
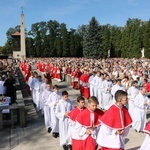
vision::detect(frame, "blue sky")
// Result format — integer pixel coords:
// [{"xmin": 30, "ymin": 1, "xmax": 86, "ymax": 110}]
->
[{"xmin": 0, "ymin": 0, "xmax": 149, "ymax": 46}]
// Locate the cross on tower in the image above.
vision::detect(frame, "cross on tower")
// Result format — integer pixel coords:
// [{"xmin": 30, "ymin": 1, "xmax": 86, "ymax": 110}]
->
[{"xmin": 21, "ymin": 6, "xmax": 24, "ymax": 14}]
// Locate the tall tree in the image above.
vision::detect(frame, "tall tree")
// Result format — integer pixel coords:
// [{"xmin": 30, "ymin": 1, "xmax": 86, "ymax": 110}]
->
[
  {"xmin": 69, "ymin": 29, "xmax": 76, "ymax": 57},
  {"xmin": 83, "ymin": 17, "xmax": 102, "ymax": 58},
  {"xmin": 142, "ymin": 20, "xmax": 150, "ymax": 58},
  {"xmin": 60, "ymin": 23, "xmax": 69, "ymax": 57},
  {"xmin": 101, "ymin": 24, "xmax": 111, "ymax": 58},
  {"xmin": 47, "ymin": 20, "xmax": 60, "ymax": 56},
  {"xmin": 26, "ymin": 37, "xmax": 35, "ymax": 57},
  {"xmin": 28, "ymin": 21, "xmax": 47, "ymax": 57}
]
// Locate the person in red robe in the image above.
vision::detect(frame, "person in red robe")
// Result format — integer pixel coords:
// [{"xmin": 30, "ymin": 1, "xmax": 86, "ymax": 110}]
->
[
  {"xmin": 140, "ymin": 121, "xmax": 150, "ymax": 149},
  {"xmin": 76, "ymin": 96, "xmax": 104, "ymax": 150},
  {"xmin": 25, "ymin": 64, "xmax": 31, "ymax": 82},
  {"xmin": 55, "ymin": 65, "xmax": 62, "ymax": 81},
  {"xmin": 142, "ymin": 78, "xmax": 150, "ymax": 92},
  {"xmin": 68, "ymin": 96, "xmax": 86, "ymax": 150},
  {"xmin": 79, "ymin": 70, "xmax": 87, "ymax": 96},
  {"xmin": 72, "ymin": 67, "xmax": 82, "ymax": 90},
  {"xmin": 97, "ymin": 90, "xmax": 132, "ymax": 150},
  {"xmin": 83, "ymin": 70, "xmax": 90, "ymax": 99},
  {"xmin": 44, "ymin": 66, "xmax": 52, "ymax": 84},
  {"xmin": 53, "ymin": 64, "xmax": 57, "ymax": 79}
]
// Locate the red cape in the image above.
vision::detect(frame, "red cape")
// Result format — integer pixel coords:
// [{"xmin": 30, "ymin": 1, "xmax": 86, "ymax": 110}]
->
[
  {"xmin": 144, "ymin": 122, "xmax": 150, "ymax": 134},
  {"xmin": 100, "ymin": 104, "xmax": 132, "ymax": 129},
  {"xmin": 68, "ymin": 107, "xmax": 86, "ymax": 122},
  {"xmin": 77, "ymin": 108, "xmax": 104, "ymax": 127}
]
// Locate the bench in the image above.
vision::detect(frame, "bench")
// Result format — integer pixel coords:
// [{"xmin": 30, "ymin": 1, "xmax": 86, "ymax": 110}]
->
[{"xmin": 0, "ymin": 104, "xmax": 26, "ymax": 129}]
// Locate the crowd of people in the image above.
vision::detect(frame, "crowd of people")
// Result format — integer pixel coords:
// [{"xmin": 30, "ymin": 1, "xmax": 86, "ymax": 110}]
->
[
  {"xmin": 0, "ymin": 59, "xmax": 17, "ymax": 104},
  {"xmin": 19, "ymin": 57, "xmax": 150, "ymax": 150}
]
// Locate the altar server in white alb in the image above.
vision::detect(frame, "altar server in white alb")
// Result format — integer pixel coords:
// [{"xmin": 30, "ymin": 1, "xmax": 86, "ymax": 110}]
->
[
  {"xmin": 127, "ymin": 80, "xmax": 139, "ymax": 122},
  {"xmin": 101, "ymin": 74, "xmax": 113, "ymax": 110},
  {"xmin": 42, "ymin": 83, "xmax": 53, "ymax": 133},
  {"xmin": 111, "ymin": 79, "xmax": 125, "ymax": 104},
  {"xmin": 39, "ymin": 78, "xmax": 49, "ymax": 114},
  {"xmin": 48, "ymin": 85, "xmax": 61, "ymax": 138},
  {"xmin": 89, "ymin": 71, "xmax": 96, "ymax": 97},
  {"xmin": 140, "ymin": 122, "xmax": 150, "ymax": 150},
  {"xmin": 34, "ymin": 75, "xmax": 44, "ymax": 111},
  {"xmin": 91, "ymin": 71, "xmax": 100, "ymax": 98},
  {"xmin": 133, "ymin": 87, "xmax": 150, "ymax": 132},
  {"xmin": 30, "ymin": 72, "xmax": 39, "ymax": 105},
  {"xmin": 97, "ymin": 73, "xmax": 105, "ymax": 109},
  {"xmin": 55, "ymin": 91, "xmax": 74, "ymax": 150}
]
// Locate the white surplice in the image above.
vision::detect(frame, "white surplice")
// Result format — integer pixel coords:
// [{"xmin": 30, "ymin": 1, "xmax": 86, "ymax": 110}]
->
[
  {"xmin": 48, "ymin": 91, "xmax": 62, "ymax": 133},
  {"xmin": 97, "ymin": 124, "xmax": 130, "ymax": 149},
  {"xmin": 91, "ymin": 75, "xmax": 100, "ymax": 98},
  {"xmin": 127, "ymin": 86, "xmax": 139, "ymax": 121},
  {"xmin": 42, "ymin": 89, "xmax": 53, "ymax": 129},
  {"xmin": 89, "ymin": 75, "xmax": 95, "ymax": 97},
  {"xmin": 133, "ymin": 92, "xmax": 150, "ymax": 132},
  {"xmin": 102, "ymin": 80, "xmax": 113, "ymax": 110},
  {"xmin": 55, "ymin": 99, "xmax": 74, "ymax": 146},
  {"xmin": 97, "ymin": 78, "xmax": 104, "ymax": 109},
  {"xmin": 39, "ymin": 82, "xmax": 47, "ymax": 112}
]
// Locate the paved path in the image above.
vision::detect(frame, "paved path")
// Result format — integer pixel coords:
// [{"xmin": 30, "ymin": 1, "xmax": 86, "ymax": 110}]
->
[{"xmin": 0, "ymin": 70, "xmax": 149, "ymax": 150}]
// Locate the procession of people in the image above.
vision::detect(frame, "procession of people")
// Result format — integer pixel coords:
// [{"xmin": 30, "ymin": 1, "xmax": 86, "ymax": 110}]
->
[{"xmin": 19, "ymin": 57, "xmax": 150, "ymax": 150}]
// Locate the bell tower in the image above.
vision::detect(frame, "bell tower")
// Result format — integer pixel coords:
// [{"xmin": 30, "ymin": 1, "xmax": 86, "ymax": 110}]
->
[{"xmin": 20, "ymin": 8, "xmax": 26, "ymax": 60}]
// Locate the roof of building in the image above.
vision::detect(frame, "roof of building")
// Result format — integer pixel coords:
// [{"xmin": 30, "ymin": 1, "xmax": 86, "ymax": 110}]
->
[{"xmin": 12, "ymin": 31, "xmax": 20, "ymax": 36}]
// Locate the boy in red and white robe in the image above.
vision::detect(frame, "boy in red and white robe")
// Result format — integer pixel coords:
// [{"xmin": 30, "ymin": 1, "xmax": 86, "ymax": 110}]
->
[
  {"xmin": 75, "ymin": 96, "xmax": 104, "ymax": 150},
  {"xmin": 97, "ymin": 90, "xmax": 132, "ymax": 150},
  {"xmin": 68, "ymin": 96, "xmax": 86, "ymax": 150},
  {"xmin": 140, "ymin": 122, "xmax": 150, "ymax": 150}
]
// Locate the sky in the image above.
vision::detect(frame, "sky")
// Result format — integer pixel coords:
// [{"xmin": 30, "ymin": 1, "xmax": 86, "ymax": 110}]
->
[{"xmin": 0, "ymin": 0, "xmax": 150, "ymax": 46}]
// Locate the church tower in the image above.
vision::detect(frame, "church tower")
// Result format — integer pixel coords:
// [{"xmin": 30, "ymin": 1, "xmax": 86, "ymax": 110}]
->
[{"xmin": 20, "ymin": 11, "xmax": 26, "ymax": 60}]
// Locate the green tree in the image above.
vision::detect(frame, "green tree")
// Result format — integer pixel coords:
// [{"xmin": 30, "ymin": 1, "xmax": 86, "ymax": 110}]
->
[
  {"xmin": 5, "ymin": 25, "xmax": 21, "ymax": 54},
  {"xmin": 55, "ymin": 37, "xmax": 62, "ymax": 56},
  {"xmin": 26, "ymin": 37, "xmax": 35, "ymax": 57},
  {"xmin": 121, "ymin": 18, "xmax": 142, "ymax": 58},
  {"xmin": 60, "ymin": 23, "xmax": 69, "ymax": 57},
  {"xmin": 69, "ymin": 29, "xmax": 76, "ymax": 57},
  {"xmin": 47, "ymin": 20, "xmax": 60, "ymax": 56},
  {"xmin": 101, "ymin": 24, "xmax": 111, "ymax": 57},
  {"xmin": 142, "ymin": 20, "xmax": 150, "ymax": 58},
  {"xmin": 83, "ymin": 17, "xmax": 102, "ymax": 59},
  {"xmin": 29, "ymin": 21, "xmax": 47, "ymax": 57}
]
